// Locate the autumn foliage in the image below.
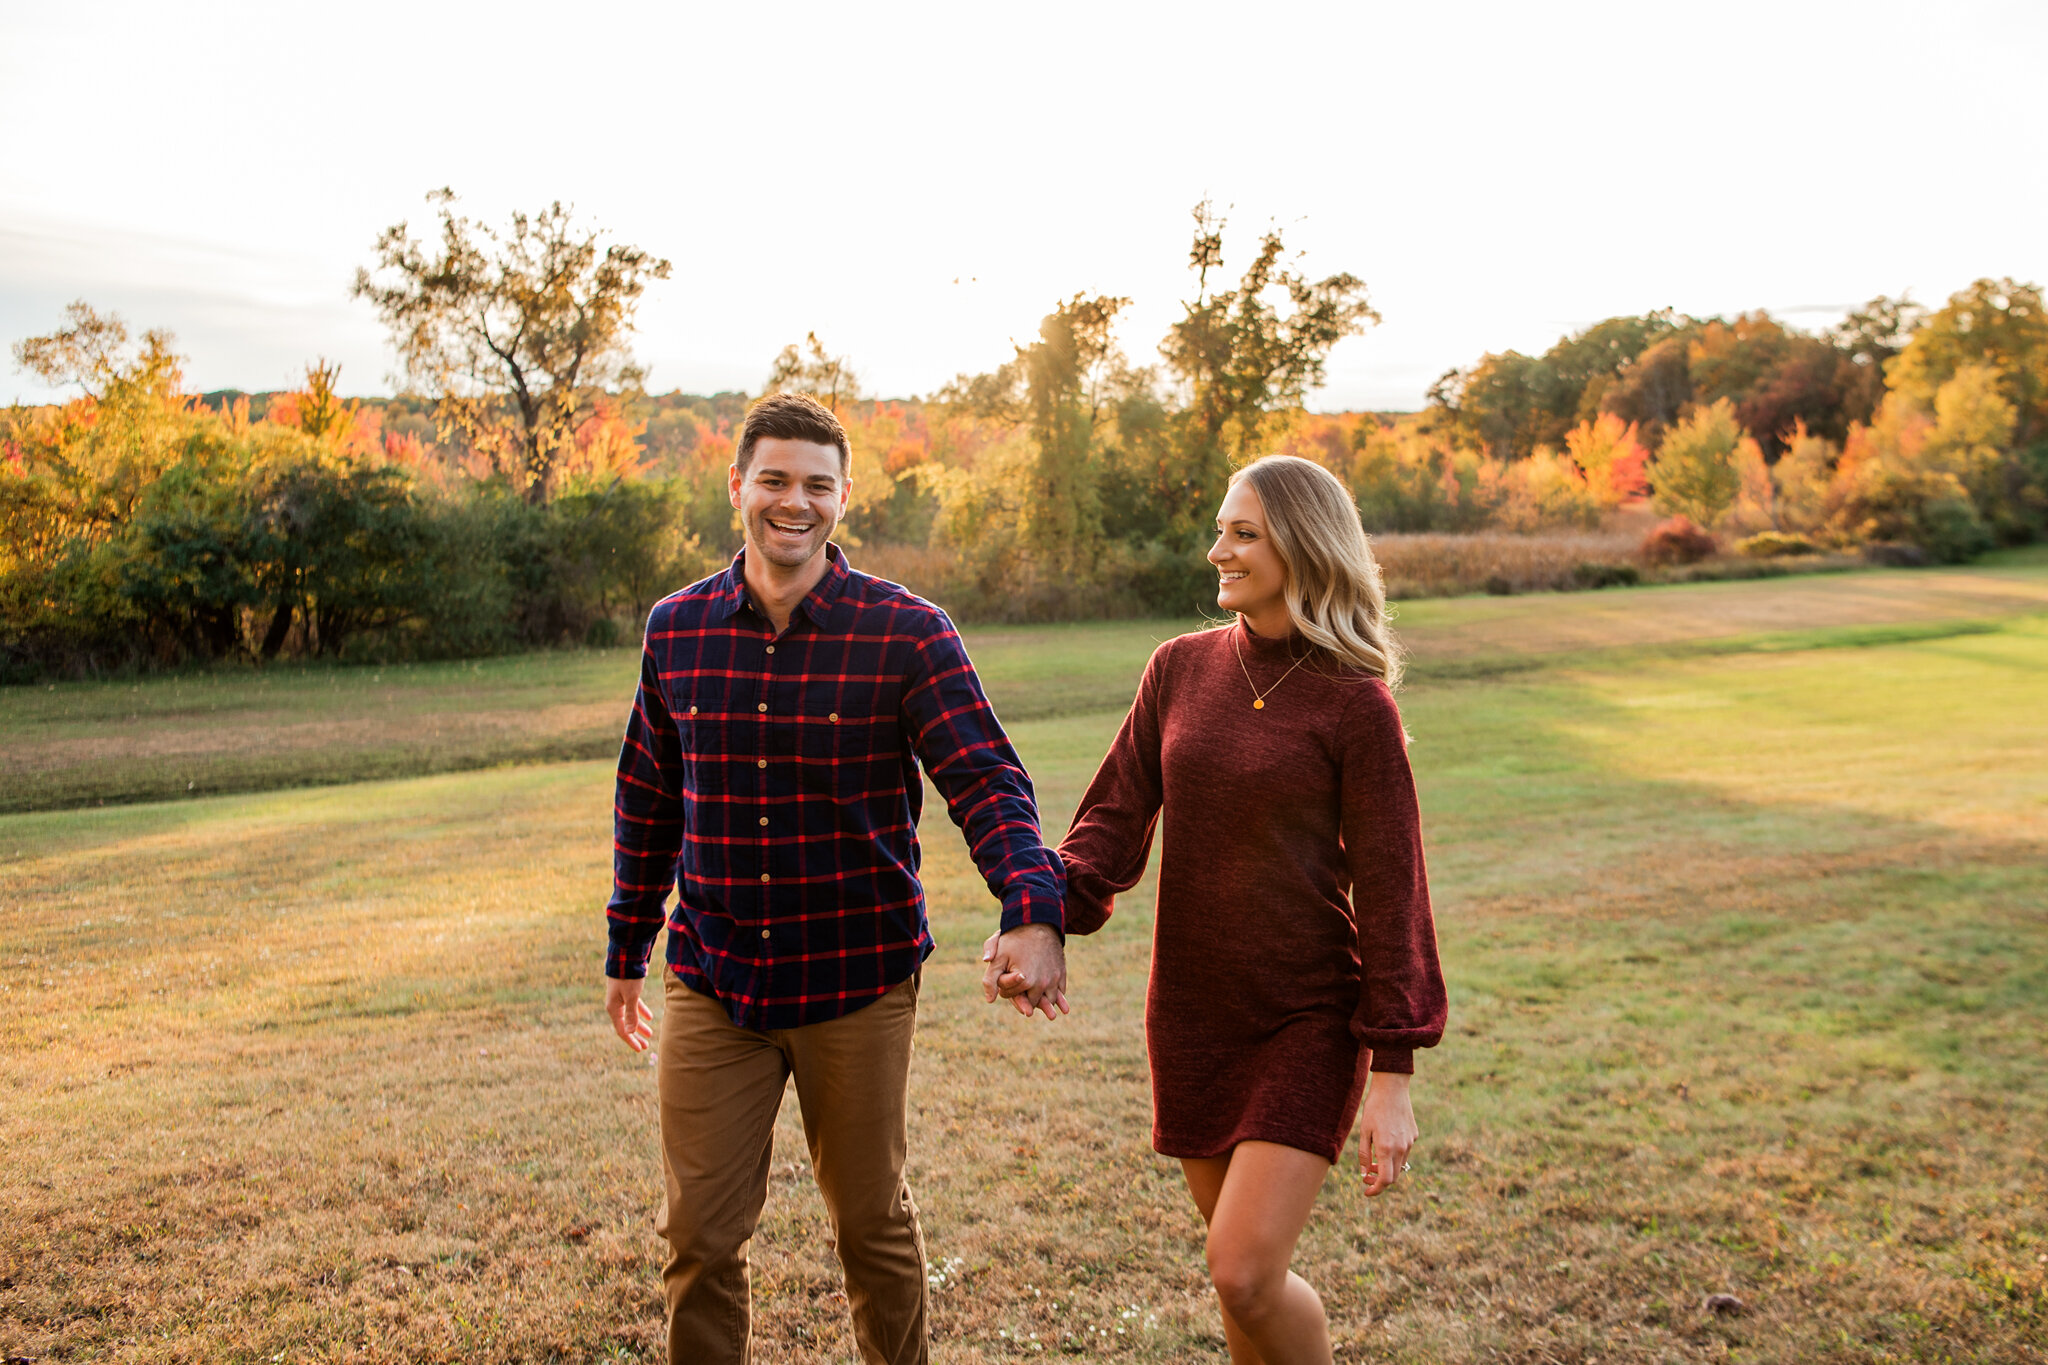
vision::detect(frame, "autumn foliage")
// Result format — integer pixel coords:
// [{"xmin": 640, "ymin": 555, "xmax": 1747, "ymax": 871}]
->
[{"xmin": 8, "ymin": 217, "xmax": 2048, "ymax": 679}]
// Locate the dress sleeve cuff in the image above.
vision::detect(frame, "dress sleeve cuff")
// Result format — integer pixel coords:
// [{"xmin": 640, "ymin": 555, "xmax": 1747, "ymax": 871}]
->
[{"xmin": 1369, "ymin": 1048, "xmax": 1414, "ymax": 1075}]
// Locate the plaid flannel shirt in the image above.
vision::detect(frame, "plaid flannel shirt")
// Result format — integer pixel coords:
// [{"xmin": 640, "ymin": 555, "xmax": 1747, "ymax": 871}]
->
[{"xmin": 604, "ymin": 545, "xmax": 1065, "ymax": 1029}]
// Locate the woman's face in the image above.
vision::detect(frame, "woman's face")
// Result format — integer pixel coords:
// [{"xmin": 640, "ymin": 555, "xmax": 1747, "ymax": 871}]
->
[{"xmin": 1209, "ymin": 479, "xmax": 1287, "ymax": 624}]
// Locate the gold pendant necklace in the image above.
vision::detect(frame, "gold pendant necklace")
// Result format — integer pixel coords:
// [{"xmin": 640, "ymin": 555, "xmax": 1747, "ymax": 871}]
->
[{"xmin": 1234, "ymin": 625, "xmax": 1310, "ymax": 710}]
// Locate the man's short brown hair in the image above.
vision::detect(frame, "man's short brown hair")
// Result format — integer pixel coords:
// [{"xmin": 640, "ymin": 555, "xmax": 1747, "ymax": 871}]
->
[{"xmin": 736, "ymin": 392, "xmax": 851, "ymax": 475}]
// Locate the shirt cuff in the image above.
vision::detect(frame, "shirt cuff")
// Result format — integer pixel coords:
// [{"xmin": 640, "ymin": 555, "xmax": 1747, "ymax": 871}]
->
[
  {"xmin": 1369, "ymin": 1048, "xmax": 1414, "ymax": 1075},
  {"xmin": 998, "ymin": 883, "xmax": 1065, "ymax": 939},
  {"xmin": 605, "ymin": 925, "xmax": 661, "ymax": 978}
]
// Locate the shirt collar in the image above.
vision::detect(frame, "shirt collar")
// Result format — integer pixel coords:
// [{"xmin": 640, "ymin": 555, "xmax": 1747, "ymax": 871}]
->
[{"xmin": 720, "ymin": 543, "xmax": 853, "ymax": 632}]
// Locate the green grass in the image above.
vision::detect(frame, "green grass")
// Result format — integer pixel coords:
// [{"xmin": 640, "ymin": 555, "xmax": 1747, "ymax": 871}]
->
[
  {"xmin": 8, "ymin": 557, "xmax": 2048, "ymax": 815},
  {"xmin": 3, "ymin": 577, "xmax": 2045, "ymax": 1362}
]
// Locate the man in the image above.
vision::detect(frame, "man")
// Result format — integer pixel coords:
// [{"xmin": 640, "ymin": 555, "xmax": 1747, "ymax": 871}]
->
[{"xmin": 603, "ymin": 392, "xmax": 1068, "ymax": 1365}]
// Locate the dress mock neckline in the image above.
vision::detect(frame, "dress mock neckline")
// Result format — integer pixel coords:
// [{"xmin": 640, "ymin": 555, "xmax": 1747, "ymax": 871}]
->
[{"xmin": 1235, "ymin": 616, "xmax": 1306, "ymax": 657}]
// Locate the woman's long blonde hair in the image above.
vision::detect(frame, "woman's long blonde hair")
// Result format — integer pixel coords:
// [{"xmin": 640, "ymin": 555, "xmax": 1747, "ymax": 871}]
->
[{"xmin": 1230, "ymin": 454, "xmax": 1404, "ymax": 687}]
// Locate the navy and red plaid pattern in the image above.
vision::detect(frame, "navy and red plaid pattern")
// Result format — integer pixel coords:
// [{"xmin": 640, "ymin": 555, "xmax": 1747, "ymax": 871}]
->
[{"xmin": 605, "ymin": 544, "xmax": 1065, "ymax": 1029}]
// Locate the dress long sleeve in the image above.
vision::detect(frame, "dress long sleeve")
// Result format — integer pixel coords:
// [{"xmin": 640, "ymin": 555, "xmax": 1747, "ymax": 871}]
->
[
  {"xmin": 1338, "ymin": 678, "xmax": 1448, "ymax": 1074},
  {"xmin": 1056, "ymin": 644, "xmax": 1169, "ymax": 937}
]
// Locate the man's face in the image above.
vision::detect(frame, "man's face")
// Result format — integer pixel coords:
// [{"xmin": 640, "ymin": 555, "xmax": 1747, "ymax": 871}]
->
[{"xmin": 728, "ymin": 437, "xmax": 851, "ymax": 571}]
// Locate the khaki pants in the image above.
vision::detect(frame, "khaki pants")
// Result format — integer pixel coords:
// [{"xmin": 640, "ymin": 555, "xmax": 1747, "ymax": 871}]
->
[{"xmin": 656, "ymin": 970, "xmax": 928, "ymax": 1365}]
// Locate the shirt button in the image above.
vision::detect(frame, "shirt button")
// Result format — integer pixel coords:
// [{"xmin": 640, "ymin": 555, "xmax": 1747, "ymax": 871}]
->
[
  {"xmin": 828, "ymin": 712, "xmax": 839, "ymax": 723},
  {"xmin": 758, "ymin": 816, "xmax": 769, "ymax": 826},
  {"xmin": 760, "ymin": 873, "xmax": 771, "ymax": 883},
  {"xmin": 760, "ymin": 928, "xmax": 770, "ymax": 939},
  {"xmin": 765, "ymin": 645, "xmax": 775, "ymax": 654},
  {"xmin": 757, "ymin": 703, "xmax": 768, "ymax": 712},
  {"xmin": 689, "ymin": 706, "xmax": 698, "ymax": 716},
  {"xmin": 757, "ymin": 759, "xmax": 767, "ymax": 768}
]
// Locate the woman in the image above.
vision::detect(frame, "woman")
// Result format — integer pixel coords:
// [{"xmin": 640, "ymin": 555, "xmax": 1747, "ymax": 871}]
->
[{"xmin": 988, "ymin": 454, "xmax": 1447, "ymax": 1364}]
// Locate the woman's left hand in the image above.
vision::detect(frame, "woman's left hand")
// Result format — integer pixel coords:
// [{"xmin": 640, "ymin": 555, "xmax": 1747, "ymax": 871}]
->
[{"xmin": 1358, "ymin": 1069, "xmax": 1417, "ymax": 1197}]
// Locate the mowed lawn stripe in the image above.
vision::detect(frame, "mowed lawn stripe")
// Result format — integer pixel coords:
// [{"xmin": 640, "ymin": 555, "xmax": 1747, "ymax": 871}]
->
[{"xmin": 6, "ymin": 556, "xmax": 2047, "ymax": 813}]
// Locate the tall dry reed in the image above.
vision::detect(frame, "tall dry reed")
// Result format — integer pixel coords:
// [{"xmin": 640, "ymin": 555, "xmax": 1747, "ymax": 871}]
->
[{"xmin": 1369, "ymin": 531, "xmax": 1642, "ymax": 598}]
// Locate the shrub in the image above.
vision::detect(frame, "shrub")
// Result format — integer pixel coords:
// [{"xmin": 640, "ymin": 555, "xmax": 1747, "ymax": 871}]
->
[
  {"xmin": 1570, "ymin": 562, "xmax": 1641, "ymax": 589},
  {"xmin": 1639, "ymin": 515, "xmax": 1719, "ymax": 565},
  {"xmin": 1862, "ymin": 542, "xmax": 1929, "ymax": 568},
  {"xmin": 1734, "ymin": 531, "xmax": 1819, "ymax": 557},
  {"xmin": 1828, "ymin": 454, "xmax": 1993, "ymax": 566},
  {"xmin": 1916, "ymin": 495, "xmax": 1995, "ymax": 563}
]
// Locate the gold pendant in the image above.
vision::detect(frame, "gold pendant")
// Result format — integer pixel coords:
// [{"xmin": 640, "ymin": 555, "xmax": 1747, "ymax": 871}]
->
[{"xmin": 1252, "ymin": 698, "xmax": 1265, "ymax": 710}]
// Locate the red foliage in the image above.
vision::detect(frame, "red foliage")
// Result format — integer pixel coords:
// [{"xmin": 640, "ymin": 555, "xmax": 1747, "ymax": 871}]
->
[
  {"xmin": 1639, "ymin": 515, "xmax": 1719, "ymax": 565},
  {"xmin": 1606, "ymin": 444, "xmax": 1651, "ymax": 501},
  {"xmin": 382, "ymin": 430, "xmax": 430, "ymax": 467},
  {"xmin": 883, "ymin": 441, "xmax": 927, "ymax": 476}
]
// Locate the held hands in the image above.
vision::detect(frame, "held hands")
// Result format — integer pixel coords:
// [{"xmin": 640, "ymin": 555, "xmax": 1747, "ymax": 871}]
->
[
  {"xmin": 979, "ymin": 923, "xmax": 1069, "ymax": 1021},
  {"xmin": 1358, "ymin": 1069, "xmax": 1417, "ymax": 1197},
  {"xmin": 606, "ymin": 975, "xmax": 655, "ymax": 1052}
]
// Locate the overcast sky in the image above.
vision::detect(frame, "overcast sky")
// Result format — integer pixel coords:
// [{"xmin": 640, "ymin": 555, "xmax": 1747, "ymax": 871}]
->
[{"xmin": 4, "ymin": 0, "xmax": 2044, "ymax": 410}]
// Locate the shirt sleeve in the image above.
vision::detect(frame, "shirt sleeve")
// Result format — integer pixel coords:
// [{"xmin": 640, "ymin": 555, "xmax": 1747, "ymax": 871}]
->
[
  {"xmin": 605, "ymin": 630, "xmax": 687, "ymax": 978},
  {"xmin": 1054, "ymin": 642, "xmax": 1169, "ymax": 937},
  {"xmin": 902, "ymin": 611, "xmax": 1066, "ymax": 934},
  {"xmin": 1339, "ymin": 678, "xmax": 1448, "ymax": 1073}
]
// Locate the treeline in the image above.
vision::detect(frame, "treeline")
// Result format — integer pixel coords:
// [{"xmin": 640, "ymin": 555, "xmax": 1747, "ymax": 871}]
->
[
  {"xmin": 1403, "ymin": 283, "xmax": 2048, "ymax": 559},
  {"xmin": 5, "ymin": 187, "xmax": 2045, "ymax": 680},
  {"xmin": 0, "ymin": 331, "xmax": 720, "ymax": 680},
  {"xmin": 2, "ymin": 202, "xmax": 1382, "ymax": 675}
]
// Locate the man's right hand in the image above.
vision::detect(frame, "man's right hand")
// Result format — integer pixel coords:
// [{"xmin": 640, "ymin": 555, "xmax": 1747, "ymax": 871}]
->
[
  {"xmin": 980, "ymin": 924, "xmax": 1068, "ymax": 1020},
  {"xmin": 606, "ymin": 975, "xmax": 655, "ymax": 1052}
]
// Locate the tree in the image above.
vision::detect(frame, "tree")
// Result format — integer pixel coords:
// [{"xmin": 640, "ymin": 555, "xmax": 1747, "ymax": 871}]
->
[
  {"xmin": 1649, "ymin": 398, "xmax": 1744, "ymax": 524},
  {"xmin": 1435, "ymin": 350, "xmax": 1550, "ymax": 460},
  {"xmin": 764, "ymin": 332, "xmax": 861, "ymax": 410},
  {"xmin": 12, "ymin": 301, "xmax": 178, "ymax": 401},
  {"xmin": 1683, "ymin": 313, "xmax": 1871, "ymax": 455},
  {"xmin": 1549, "ymin": 312, "xmax": 1685, "ymax": 425},
  {"xmin": 1600, "ymin": 335, "xmax": 1697, "ymax": 447},
  {"xmin": 1830, "ymin": 294, "xmax": 1925, "ymax": 370},
  {"xmin": 354, "ymin": 190, "xmax": 671, "ymax": 505},
  {"xmin": 1158, "ymin": 201, "xmax": 1377, "ymax": 544},
  {"xmin": 1428, "ymin": 311, "xmax": 1684, "ymax": 459},
  {"xmin": 1017, "ymin": 295, "xmax": 1129, "ymax": 567},
  {"xmin": 292, "ymin": 358, "xmax": 353, "ymax": 439},
  {"xmin": 1921, "ymin": 364, "xmax": 2020, "ymax": 529},
  {"xmin": 1563, "ymin": 412, "xmax": 1650, "ymax": 507},
  {"xmin": 937, "ymin": 293, "xmax": 1133, "ymax": 571},
  {"xmin": 13, "ymin": 301, "xmax": 183, "ymax": 410},
  {"xmin": 1887, "ymin": 278, "xmax": 2048, "ymax": 445}
]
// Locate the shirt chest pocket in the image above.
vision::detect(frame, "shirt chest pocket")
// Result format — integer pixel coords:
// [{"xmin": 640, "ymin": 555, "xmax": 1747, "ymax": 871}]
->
[
  {"xmin": 793, "ymin": 679, "xmax": 899, "ymax": 776},
  {"xmin": 675, "ymin": 693, "xmax": 731, "ymax": 794}
]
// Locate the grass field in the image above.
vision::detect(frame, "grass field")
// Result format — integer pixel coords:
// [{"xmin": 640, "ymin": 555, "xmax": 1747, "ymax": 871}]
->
[
  {"xmin": 3, "ymin": 562, "xmax": 2047, "ymax": 1363},
  {"xmin": 7, "ymin": 551, "xmax": 2048, "ymax": 815}
]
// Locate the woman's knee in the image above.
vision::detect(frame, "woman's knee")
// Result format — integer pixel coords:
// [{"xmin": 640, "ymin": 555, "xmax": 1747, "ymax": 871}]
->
[{"xmin": 1206, "ymin": 1240, "xmax": 1287, "ymax": 1323}]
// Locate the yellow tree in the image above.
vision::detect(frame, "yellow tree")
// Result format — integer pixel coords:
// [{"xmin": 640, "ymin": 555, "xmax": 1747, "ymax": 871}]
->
[
  {"xmin": 1648, "ymin": 399, "xmax": 1744, "ymax": 525},
  {"xmin": 1887, "ymin": 278, "xmax": 2048, "ymax": 444}
]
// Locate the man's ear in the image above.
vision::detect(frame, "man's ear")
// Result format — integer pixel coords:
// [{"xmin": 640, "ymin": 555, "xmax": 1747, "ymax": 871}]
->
[
  {"xmin": 838, "ymin": 478, "xmax": 853, "ymax": 521},
  {"xmin": 727, "ymin": 463, "xmax": 742, "ymax": 510}
]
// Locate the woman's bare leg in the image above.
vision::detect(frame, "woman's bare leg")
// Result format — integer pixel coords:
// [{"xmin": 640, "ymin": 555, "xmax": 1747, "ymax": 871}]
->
[{"xmin": 1180, "ymin": 1142, "xmax": 1334, "ymax": 1365}]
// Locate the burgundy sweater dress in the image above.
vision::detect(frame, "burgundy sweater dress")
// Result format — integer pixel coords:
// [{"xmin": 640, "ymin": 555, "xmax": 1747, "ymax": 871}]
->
[{"xmin": 1059, "ymin": 621, "xmax": 1448, "ymax": 1162}]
